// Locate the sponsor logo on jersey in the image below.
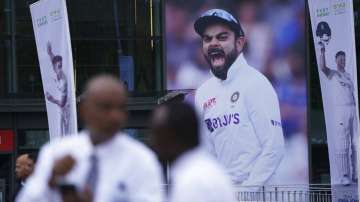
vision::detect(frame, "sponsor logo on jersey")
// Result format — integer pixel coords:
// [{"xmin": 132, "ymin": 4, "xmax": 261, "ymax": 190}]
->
[
  {"xmin": 231, "ymin": 91, "xmax": 240, "ymax": 103},
  {"xmin": 203, "ymin": 97, "xmax": 216, "ymax": 111},
  {"xmin": 204, "ymin": 113, "xmax": 240, "ymax": 132}
]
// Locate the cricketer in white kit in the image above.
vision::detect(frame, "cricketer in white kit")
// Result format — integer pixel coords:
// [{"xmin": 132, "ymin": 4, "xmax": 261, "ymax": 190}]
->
[
  {"xmin": 319, "ymin": 42, "xmax": 358, "ymax": 185},
  {"xmin": 194, "ymin": 9, "xmax": 285, "ymax": 189}
]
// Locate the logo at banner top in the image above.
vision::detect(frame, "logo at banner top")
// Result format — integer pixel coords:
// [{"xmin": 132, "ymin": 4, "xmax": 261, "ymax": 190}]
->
[
  {"xmin": 36, "ymin": 16, "xmax": 48, "ymax": 27},
  {"xmin": 50, "ymin": 9, "xmax": 62, "ymax": 22},
  {"xmin": 316, "ymin": 7, "xmax": 330, "ymax": 18},
  {"xmin": 332, "ymin": 2, "xmax": 346, "ymax": 15},
  {"xmin": 231, "ymin": 92, "xmax": 239, "ymax": 103}
]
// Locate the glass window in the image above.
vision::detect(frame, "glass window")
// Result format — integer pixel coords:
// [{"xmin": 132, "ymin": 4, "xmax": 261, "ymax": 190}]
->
[
  {"xmin": 15, "ymin": 0, "xmax": 33, "ymax": 36},
  {"xmin": 0, "ymin": 39, "xmax": 9, "ymax": 97},
  {"xmin": 0, "ymin": 2, "xmax": 4, "ymax": 34},
  {"xmin": 4, "ymin": 0, "xmax": 163, "ymax": 98},
  {"xmin": 16, "ymin": 39, "xmax": 42, "ymax": 95},
  {"xmin": 0, "ymin": 0, "xmax": 13, "ymax": 98},
  {"xmin": 17, "ymin": 130, "xmax": 49, "ymax": 152}
]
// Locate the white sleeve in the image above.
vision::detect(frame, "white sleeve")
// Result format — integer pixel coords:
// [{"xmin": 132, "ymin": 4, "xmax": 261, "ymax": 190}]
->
[
  {"xmin": 241, "ymin": 83, "xmax": 285, "ymax": 186},
  {"xmin": 16, "ymin": 143, "xmax": 61, "ymax": 202},
  {"xmin": 128, "ymin": 155, "xmax": 165, "ymax": 202}
]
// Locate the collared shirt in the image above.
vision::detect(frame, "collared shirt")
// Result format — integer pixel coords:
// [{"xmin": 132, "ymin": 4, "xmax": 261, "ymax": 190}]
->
[
  {"xmin": 170, "ymin": 148, "xmax": 234, "ymax": 202},
  {"xmin": 16, "ymin": 131, "xmax": 165, "ymax": 202},
  {"xmin": 195, "ymin": 53, "xmax": 285, "ymax": 187}
]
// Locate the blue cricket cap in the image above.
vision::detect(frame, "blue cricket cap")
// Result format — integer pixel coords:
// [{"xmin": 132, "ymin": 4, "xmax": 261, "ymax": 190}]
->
[{"xmin": 194, "ymin": 9, "xmax": 244, "ymax": 37}]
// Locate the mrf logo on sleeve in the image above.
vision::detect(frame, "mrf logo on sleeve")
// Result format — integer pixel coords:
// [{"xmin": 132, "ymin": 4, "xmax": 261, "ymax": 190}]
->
[{"xmin": 203, "ymin": 97, "xmax": 216, "ymax": 111}]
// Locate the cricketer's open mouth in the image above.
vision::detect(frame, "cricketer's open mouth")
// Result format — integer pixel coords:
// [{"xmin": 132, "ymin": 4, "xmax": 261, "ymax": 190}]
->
[{"xmin": 209, "ymin": 49, "xmax": 225, "ymax": 67}]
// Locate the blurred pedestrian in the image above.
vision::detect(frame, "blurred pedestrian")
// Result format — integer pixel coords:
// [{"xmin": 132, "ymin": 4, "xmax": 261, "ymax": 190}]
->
[
  {"xmin": 14, "ymin": 153, "xmax": 36, "ymax": 197},
  {"xmin": 151, "ymin": 102, "xmax": 234, "ymax": 202},
  {"xmin": 16, "ymin": 74, "xmax": 165, "ymax": 202}
]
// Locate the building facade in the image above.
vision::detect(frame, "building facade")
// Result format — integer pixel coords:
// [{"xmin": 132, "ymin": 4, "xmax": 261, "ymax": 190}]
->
[{"xmin": 0, "ymin": 0, "xmax": 359, "ymax": 201}]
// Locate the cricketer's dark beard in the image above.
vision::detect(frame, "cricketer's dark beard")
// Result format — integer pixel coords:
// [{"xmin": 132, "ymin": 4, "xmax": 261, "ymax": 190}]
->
[{"xmin": 204, "ymin": 47, "xmax": 238, "ymax": 80}]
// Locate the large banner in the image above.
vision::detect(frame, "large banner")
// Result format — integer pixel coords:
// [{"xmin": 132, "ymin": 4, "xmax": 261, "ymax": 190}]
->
[
  {"xmin": 166, "ymin": 0, "xmax": 308, "ymax": 193},
  {"xmin": 308, "ymin": 0, "xmax": 359, "ymax": 201},
  {"xmin": 30, "ymin": 0, "xmax": 77, "ymax": 140}
]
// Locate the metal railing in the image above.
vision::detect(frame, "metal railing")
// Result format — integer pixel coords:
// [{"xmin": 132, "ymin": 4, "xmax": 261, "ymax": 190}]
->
[
  {"xmin": 234, "ymin": 184, "xmax": 332, "ymax": 202},
  {"xmin": 161, "ymin": 184, "xmax": 332, "ymax": 202}
]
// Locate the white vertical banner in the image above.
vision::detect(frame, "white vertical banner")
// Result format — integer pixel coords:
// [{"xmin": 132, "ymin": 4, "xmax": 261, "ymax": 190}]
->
[
  {"xmin": 308, "ymin": 0, "xmax": 359, "ymax": 201},
  {"xmin": 30, "ymin": 0, "xmax": 77, "ymax": 140}
]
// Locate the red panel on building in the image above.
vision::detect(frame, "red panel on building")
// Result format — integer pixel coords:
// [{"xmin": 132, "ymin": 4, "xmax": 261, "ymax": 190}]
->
[{"xmin": 0, "ymin": 130, "xmax": 14, "ymax": 152}]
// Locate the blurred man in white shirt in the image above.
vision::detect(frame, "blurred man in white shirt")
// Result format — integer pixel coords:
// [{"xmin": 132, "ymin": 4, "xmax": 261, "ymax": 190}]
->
[{"xmin": 16, "ymin": 75, "xmax": 165, "ymax": 202}]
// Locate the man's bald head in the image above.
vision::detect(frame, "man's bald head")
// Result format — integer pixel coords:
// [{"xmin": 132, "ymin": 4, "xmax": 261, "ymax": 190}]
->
[
  {"xmin": 80, "ymin": 74, "xmax": 128, "ymax": 145},
  {"xmin": 82, "ymin": 74, "xmax": 127, "ymax": 102},
  {"xmin": 17, "ymin": 154, "xmax": 29, "ymax": 162}
]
